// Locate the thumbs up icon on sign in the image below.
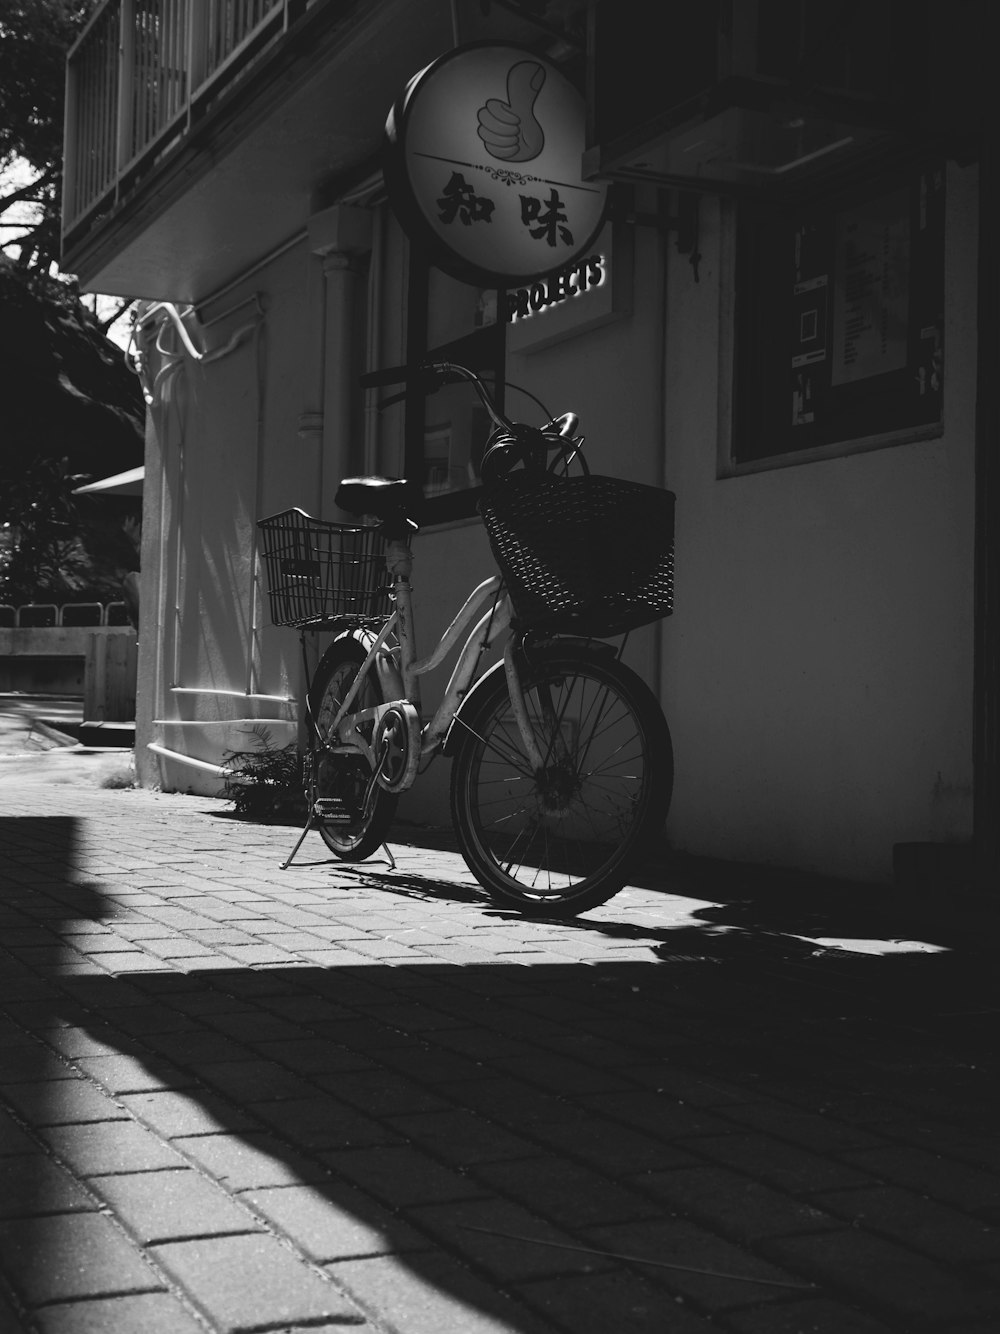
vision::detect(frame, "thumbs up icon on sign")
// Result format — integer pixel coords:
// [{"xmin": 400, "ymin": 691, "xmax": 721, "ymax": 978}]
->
[{"xmin": 477, "ymin": 60, "xmax": 546, "ymax": 163}]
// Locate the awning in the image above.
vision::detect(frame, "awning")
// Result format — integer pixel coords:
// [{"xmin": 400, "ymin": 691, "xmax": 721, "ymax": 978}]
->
[{"xmin": 72, "ymin": 465, "xmax": 144, "ymax": 496}]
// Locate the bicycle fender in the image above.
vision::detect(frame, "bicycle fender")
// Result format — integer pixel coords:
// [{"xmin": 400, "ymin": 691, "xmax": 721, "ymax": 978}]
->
[
  {"xmin": 441, "ymin": 659, "xmax": 507, "ymax": 756},
  {"xmin": 315, "ymin": 629, "xmax": 404, "ymax": 702},
  {"xmin": 441, "ymin": 637, "xmax": 617, "ymax": 756}
]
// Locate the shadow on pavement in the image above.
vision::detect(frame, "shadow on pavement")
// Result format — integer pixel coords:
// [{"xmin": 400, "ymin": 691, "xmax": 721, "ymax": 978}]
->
[{"xmin": 1, "ymin": 816, "xmax": 999, "ymax": 1333}]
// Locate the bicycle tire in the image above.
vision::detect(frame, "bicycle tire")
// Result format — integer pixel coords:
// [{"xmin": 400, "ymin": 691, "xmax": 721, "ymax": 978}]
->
[
  {"xmin": 307, "ymin": 636, "xmax": 398, "ymax": 861},
  {"xmin": 449, "ymin": 643, "xmax": 672, "ymax": 916}
]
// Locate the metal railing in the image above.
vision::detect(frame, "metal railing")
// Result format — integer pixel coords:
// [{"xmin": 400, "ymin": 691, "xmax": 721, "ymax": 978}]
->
[
  {"xmin": 63, "ymin": 0, "xmax": 307, "ymax": 236},
  {"xmin": 0, "ymin": 603, "xmax": 132, "ymax": 629}
]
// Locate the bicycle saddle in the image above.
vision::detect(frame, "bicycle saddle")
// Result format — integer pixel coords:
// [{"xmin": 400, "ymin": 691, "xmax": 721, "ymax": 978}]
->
[{"xmin": 336, "ymin": 476, "xmax": 420, "ymax": 538}]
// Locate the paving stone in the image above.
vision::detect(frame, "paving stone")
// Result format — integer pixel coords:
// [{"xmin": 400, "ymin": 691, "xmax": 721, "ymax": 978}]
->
[
  {"xmin": 683, "ymin": 1131, "xmax": 874, "ymax": 1193},
  {"xmin": 92, "ymin": 952, "xmax": 175, "ymax": 974},
  {"xmin": 408, "ymin": 1196, "xmax": 612, "ymax": 1281},
  {"xmin": 0, "ymin": 1153, "xmax": 97, "ymax": 1217},
  {"xmin": 0, "ymin": 1079, "xmax": 129, "ymax": 1126},
  {"xmin": 97, "ymin": 1004, "xmax": 198, "ymax": 1037},
  {"xmin": 443, "ymin": 1076, "xmax": 584, "ymax": 1128},
  {"xmin": 33, "ymin": 1024, "xmax": 123, "ymax": 1056},
  {"xmin": 0, "ymin": 1282, "xmax": 25, "ymax": 1332},
  {"xmin": 254, "ymin": 1036, "xmax": 378, "ymax": 1075},
  {"xmin": 530, "ymin": 1117, "xmax": 698, "ymax": 1175},
  {"xmin": 323, "ymin": 1068, "xmax": 449, "ymax": 1118},
  {"xmin": 0, "ymin": 1106, "xmax": 36, "ymax": 1155},
  {"xmin": 39, "ymin": 1120, "xmax": 187, "ymax": 1176},
  {"xmin": 217, "ymin": 942, "xmax": 298, "ymax": 965},
  {"xmin": 246, "ymin": 1183, "xmax": 425, "ymax": 1262},
  {"xmin": 634, "ymin": 1165, "xmax": 837, "ymax": 1242},
  {"xmin": 143, "ymin": 1028, "xmax": 257, "ymax": 1066},
  {"xmin": 0, "ymin": 1212, "xmax": 162, "ymax": 1305},
  {"xmin": 474, "ymin": 1156, "xmax": 662, "ymax": 1229},
  {"xmin": 140, "ymin": 938, "xmax": 222, "ymax": 960},
  {"xmin": 71, "ymin": 1053, "xmax": 194, "ymax": 1095},
  {"xmin": 725, "ymin": 1297, "xmax": 900, "ymax": 1333},
  {"xmin": 517, "ymin": 1269, "xmax": 719, "ymax": 1333},
  {"xmin": 173, "ymin": 1130, "xmax": 331, "ymax": 1191},
  {"xmin": 120, "ymin": 1088, "xmax": 259, "ymax": 1138},
  {"xmin": 332, "ymin": 1250, "xmax": 558, "ymax": 1333},
  {"xmin": 188, "ymin": 1058, "xmax": 317, "ymax": 1103},
  {"xmin": 93, "ymin": 1168, "xmax": 259, "ymax": 1244},
  {"xmin": 841, "ymin": 1144, "xmax": 1000, "ymax": 1214},
  {"xmin": 205, "ymin": 1009, "xmax": 307, "ymax": 1043},
  {"xmin": 812, "ymin": 1183, "xmax": 1000, "ymax": 1263},
  {"xmin": 585, "ymin": 1217, "xmax": 806, "ymax": 1312},
  {"xmin": 322, "ymin": 1144, "xmax": 488, "ymax": 1209},
  {"xmin": 762, "ymin": 1229, "xmax": 1000, "ymax": 1324},
  {"xmin": 34, "ymin": 1291, "xmax": 206, "ymax": 1334},
  {"xmin": 388, "ymin": 1108, "xmax": 540, "ymax": 1167},
  {"xmin": 581, "ymin": 1089, "xmax": 743, "ymax": 1138},
  {"xmin": 249, "ymin": 1094, "xmax": 403, "ymax": 1150},
  {"xmin": 151, "ymin": 1232, "xmax": 364, "ymax": 1329}
]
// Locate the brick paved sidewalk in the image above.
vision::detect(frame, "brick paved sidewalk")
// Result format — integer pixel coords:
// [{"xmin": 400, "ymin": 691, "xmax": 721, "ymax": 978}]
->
[{"xmin": 1, "ymin": 779, "xmax": 998, "ymax": 1333}]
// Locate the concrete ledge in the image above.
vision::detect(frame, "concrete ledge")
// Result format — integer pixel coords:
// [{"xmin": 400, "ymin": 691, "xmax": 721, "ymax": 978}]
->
[{"xmin": 0, "ymin": 625, "xmax": 135, "ymax": 656}]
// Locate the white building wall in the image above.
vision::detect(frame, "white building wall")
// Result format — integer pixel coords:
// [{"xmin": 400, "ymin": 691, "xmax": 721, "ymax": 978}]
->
[
  {"xmin": 659, "ymin": 163, "xmax": 979, "ymax": 884},
  {"xmin": 137, "ymin": 245, "xmax": 317, "ymax": 794}
]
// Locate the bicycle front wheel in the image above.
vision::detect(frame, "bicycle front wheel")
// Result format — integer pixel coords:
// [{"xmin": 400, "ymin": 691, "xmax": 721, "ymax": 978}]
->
[
  {"xmin": 308, "ymin": 636, "xmax": 398, "ymax": 862},
  {"xmin": 450, "ymin": 644, "xmax": 672, "ymax": 916}
]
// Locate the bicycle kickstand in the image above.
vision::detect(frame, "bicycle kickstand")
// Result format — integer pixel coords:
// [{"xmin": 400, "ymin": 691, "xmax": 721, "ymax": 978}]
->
[{"xmin": 280, "ymin": 809, "xmax": 317, "ymax": 870}]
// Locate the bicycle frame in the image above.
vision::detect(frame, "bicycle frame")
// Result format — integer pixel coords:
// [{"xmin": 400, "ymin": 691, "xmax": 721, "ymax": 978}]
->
[{"xmin": 315, "ymin": 535, "xmax": 546, "ymax": 784}]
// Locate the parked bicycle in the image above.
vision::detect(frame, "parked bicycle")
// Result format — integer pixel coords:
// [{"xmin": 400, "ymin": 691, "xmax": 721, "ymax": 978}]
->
[{"xmin": 257, "ymin": 361, "xmax": 675, "ymax": 916}]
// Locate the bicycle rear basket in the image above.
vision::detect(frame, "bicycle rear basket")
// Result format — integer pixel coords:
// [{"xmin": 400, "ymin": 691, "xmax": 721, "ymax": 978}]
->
[
  {"xmin": 480, "ymin": 474, "xmax": 675, "ymax": 637},
  {"xmin": 257, "ymin": 508, "xmax": 387, "ymax": 628}
]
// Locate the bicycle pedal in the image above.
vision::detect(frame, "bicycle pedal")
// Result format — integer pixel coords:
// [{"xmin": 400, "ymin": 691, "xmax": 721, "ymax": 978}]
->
[{"xmin": 313, "ymin": 797, "xmax": 353, "ymax": 824}]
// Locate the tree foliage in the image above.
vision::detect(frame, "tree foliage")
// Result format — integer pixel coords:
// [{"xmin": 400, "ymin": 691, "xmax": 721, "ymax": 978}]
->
[
  {"xmin": 1, "ymin": 0, "xmax": 98, "ymax": 268},
  {"xmin": 1, "ymin": 3, "xmax": 142, "ymax": 611},
  {"xmin": 0, "ymin": 258, "xmax": 144, "ymax": 608},
  {"xmin": 0, "ymin": 456, "xmax": 140, "ymax": 606}
]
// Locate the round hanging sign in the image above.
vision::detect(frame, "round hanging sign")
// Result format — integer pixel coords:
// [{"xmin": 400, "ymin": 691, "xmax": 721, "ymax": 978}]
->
[{"xmin": 384, "ymin": 42, "xmax": 608, "ymax": 287}]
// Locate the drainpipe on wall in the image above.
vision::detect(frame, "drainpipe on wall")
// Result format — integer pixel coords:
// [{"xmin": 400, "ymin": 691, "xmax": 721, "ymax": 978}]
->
[
  {"xmin": 972, "ymin": 124, "xmax": 1000, "ymax": 894},
  {"xmin": 894, "ymin": 127, "xmax": 999, "ymax": 906},
  {"xmin": 307, "ymin": 204, "xmax": 374, "ymax": 516}
]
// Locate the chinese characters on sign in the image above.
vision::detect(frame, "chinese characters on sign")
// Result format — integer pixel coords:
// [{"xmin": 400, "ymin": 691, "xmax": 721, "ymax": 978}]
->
[
  {"xmin": 385, "ymin": 43, "xmax": 608, "ymax": 286},
  {"xmin": 436, "ymin": 172, "xmax": 574, "ymax": 250},
  {"xmin": 437, "ymin": 172, "xmax": 495, "ymax": 226}
]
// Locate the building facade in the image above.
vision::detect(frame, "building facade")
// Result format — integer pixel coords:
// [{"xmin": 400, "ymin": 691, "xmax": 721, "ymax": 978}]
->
[{"xmin": 62, "ymin": 0, "xmax": 997, "ymax": 891}]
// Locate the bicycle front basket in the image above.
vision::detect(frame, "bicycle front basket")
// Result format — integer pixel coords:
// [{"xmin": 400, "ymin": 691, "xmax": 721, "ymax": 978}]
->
[
  {"xmin": 480, "ymin": 474, "xmax": 675, "ymax": 637},
  {"xmin": 257, "ymin": 508, "xmax": 387, "ymax": 628}
]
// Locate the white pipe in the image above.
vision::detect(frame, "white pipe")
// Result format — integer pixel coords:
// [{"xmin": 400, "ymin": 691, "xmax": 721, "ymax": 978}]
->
[
  {"xmin": 146, "ymin": 742, "xmax": 235, "ymax": 776},
  {"xmin": 169, "ymin": 687, "xmax": 294, "ymax": 702},
  {"xmin": 152, "ymin": 718, "xmax": 298, "ymax": 727}
]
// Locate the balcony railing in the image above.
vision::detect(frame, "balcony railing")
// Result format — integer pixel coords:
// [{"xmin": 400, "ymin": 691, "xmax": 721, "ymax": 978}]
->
[{"xmin": 63, "ymin": 0, "xmax": 311, "ymax": 239}]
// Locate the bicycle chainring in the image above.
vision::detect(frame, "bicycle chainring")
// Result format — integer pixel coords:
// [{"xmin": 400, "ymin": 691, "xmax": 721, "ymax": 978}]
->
[{"xmin": 373, "ymin": 702, "xmax": 421, "ymax": 793}]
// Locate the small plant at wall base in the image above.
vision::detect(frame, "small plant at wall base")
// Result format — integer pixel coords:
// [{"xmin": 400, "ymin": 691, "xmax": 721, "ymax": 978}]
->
[{"xmin": 223, "ymin": 726, "xmax": 304, "ymax": 822}]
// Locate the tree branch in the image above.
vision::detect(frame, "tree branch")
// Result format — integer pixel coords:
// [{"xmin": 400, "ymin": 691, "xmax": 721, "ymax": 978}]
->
[{"xmin": 0, "ymin": 167, "xmax": 57, "ymax": 217}]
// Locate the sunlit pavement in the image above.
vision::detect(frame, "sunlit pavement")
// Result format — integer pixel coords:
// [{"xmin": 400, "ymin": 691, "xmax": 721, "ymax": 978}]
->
[{"xmin": 1, "ymin": 778, "xmax": 998, "ymax": 1333}]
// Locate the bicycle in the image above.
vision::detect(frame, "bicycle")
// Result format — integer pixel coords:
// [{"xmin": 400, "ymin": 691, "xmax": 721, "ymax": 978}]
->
[{"xmin": 257, "ymin": 361, "xmax": 676, "ymax": 917}]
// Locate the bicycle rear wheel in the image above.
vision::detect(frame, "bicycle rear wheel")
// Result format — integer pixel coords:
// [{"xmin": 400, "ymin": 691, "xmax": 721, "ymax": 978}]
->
[
  {"xmin": 308, "ymin": 636, "xmax": 398, "ymax": 861},
  {"xmin": 450, "ymin": 643, "xmax": 672, "ymax": 916}
]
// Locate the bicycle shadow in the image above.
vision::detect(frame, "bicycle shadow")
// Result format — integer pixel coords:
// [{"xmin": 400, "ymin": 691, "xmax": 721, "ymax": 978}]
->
[{"xmin": 2, "ymin": 816, "xmax": 999, "ymax": 1332}]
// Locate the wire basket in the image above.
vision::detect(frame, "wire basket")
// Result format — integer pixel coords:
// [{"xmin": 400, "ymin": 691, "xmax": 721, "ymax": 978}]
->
[
  {"xmin": 257, "ymin": 508, "xmax": 387, "ymax": 628},
  {"xmin": 481, "ymin": 474, "xmax": 675, "ymax": 637}
]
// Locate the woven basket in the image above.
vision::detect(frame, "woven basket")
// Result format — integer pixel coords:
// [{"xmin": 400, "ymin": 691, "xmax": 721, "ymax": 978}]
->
[
  {"xmin": 257, "ymin": 508, "xmax": 387, "ymax": 628},
  {"xmin": 481, "ymin": 474, "xmax": 675, "ymax": 636}
]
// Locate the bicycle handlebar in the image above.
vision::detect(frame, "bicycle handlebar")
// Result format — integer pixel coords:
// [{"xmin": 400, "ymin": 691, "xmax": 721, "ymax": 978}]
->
[{"xmin": 359, "ymin": 360, "xmax": 584, "ymax": 482}]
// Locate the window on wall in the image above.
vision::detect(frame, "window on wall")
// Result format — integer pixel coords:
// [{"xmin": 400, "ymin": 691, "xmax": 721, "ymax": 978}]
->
[
  {"xmin": 730, "ymin": 163, "xmax": 945, "ymax": 470},
  {"xmin": 403, "ymin": 256, "xmax": 506, "ymax": 525}
]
